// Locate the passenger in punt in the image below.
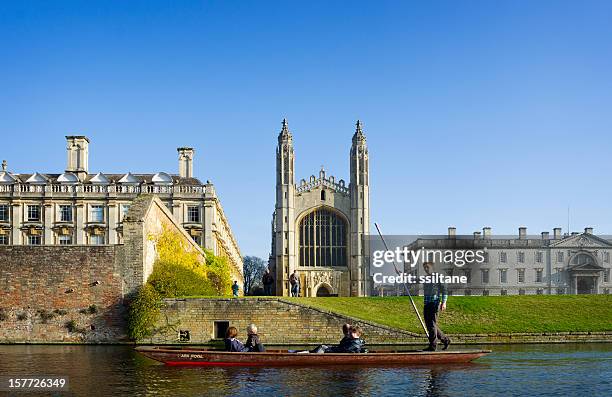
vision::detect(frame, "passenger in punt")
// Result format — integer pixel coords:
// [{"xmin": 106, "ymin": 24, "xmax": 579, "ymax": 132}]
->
[
  {"xmin": 328, "ymin": 325, "xmax": 366, "ymax": 353},
  {"xmin": 311, "ymin": 325, "xmax": 367, "ymax": 353},
  {"xmin": 224, "ymin": 326, "xmax": 247, "ymax": 352},
  {"xmin": 245, "ymin": 324, "xmax": 266, "ymax": 352}
]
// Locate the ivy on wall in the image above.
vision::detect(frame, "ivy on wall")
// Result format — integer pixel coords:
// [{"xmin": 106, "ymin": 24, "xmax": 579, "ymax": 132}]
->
[{"xmin": 128, "ymin": 227, "xmax": 232, "ymax": 340}]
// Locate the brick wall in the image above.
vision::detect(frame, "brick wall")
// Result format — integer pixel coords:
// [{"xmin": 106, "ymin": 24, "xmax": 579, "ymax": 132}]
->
[
  {"xmin": 0, "ymin": 245, "xmax": 127, "ymax": 343},
  {"xmin": 148, "ymin": 298, "xmax": 422, "ymax": 345}
]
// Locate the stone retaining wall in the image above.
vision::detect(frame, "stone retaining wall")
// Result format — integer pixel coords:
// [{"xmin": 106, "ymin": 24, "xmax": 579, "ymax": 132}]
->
[{"xmin": 149, "ymin": 298, "xmax": 612, "ymax": 345}]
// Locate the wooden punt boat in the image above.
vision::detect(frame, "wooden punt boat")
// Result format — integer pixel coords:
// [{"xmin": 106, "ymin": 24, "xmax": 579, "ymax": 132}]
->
[{"xmin": 135, "ymin": 346, "xmax": 491, "ymax": 367}]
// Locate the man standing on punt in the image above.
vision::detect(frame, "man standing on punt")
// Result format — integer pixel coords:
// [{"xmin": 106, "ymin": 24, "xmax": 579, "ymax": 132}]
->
[{"xmin": 422, "ymin": 261, "xmax": 451, "ymax": 351}]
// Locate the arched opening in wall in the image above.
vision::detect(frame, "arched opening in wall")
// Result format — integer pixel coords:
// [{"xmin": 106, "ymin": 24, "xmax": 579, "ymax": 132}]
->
[
  {"xmin": 316, "ymin": 284, "xmax": 332, "ymax": 297},
  {"xmin": 298, "ymin": 208, "xmax": 347, "ymax": 267},
  {"xmin": 321, "ymin": 189, "xmax": 326, "ymax": 201}
]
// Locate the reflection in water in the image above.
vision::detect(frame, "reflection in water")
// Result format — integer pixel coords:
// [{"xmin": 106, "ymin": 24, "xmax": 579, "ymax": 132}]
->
[{"xmin": 0, "ymin": 344, "xmax": 611, "ymax": 396}]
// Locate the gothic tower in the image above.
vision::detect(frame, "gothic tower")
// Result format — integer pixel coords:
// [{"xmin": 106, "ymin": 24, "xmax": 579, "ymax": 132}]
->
[
  {"xmin": 274, "ymin": 119, "xmax": 295, "ymax": 296},
  {"xmin": 350, "ymin": 120, "xmax": 370, "ymax": 296}
]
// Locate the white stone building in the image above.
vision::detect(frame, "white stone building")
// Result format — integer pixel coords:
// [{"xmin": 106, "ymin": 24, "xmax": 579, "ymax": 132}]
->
[
  {"xmin": 269, "ymin": 120, "xmax": 370, "ymax": 297},
  {"xmin": 0, "ymin": 136, "xmax": 243, "ymax": 275},
  {"xmin": 406, "ymin": 227, "xmax": 612, "ymax": 295}
]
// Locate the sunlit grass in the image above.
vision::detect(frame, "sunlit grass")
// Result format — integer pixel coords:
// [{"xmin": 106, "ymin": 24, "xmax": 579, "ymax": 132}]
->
[{"xmin": 291, "ymin": 295, "xmax": 612, "ymax": 334}]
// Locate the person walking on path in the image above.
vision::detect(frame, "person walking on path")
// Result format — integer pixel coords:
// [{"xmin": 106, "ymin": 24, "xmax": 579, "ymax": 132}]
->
[
  {"xmin": 232, "ymin": 280, "xmax": 240, "ymax": 297},
  {"xmin": 289, "ymin": 270, "xmax": 300, "ymax": 297},
  {"xmin": 262, "ymin": 269, "xmax": 274, "ymax": 296}
]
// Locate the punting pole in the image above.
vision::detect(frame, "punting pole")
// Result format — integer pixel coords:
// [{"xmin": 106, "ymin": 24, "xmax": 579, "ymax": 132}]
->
[{"xmin": 374, "ymin": 223, "xmax": 429, "ymax": 338}]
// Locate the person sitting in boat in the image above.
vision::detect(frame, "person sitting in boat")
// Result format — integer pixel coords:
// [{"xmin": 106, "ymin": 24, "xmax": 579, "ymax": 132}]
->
[
  {"xmin": 311, "ymin": 325, "xmax": 367, "ymax": 353},
  {"xmin": 245, "ymin": 324, "xmax": 265, "ymax": 352},
  {"xmin": 329, "ymin": 325, "xmax": 366, "ymax": 353},
  {"xmin": 224, "ymin": 326, "xmax": 247, "ymax": 352}
]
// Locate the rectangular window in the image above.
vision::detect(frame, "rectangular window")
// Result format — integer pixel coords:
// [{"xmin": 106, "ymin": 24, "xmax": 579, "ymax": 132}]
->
[
  {"xmin": 0, "ymin": 234, "xmax": 8, "ymax": 245},
  {"xmin": 517, "ymin": 252, "xmax": 525, "ymax": 263},
  {"xmin": 59, "ymin": 235, "xmax": 72, "ymax": 245},
  {"xmin": 90, "ymin": 234, "xmax": 104, "ymax": 245},
  {"xmin": 481, "ymin": 269, "xmax": 489, "ymax": 284},
  {"xmin": 555, "ymin": 267, "xmax": 563, "ymax": 282},
  {"xmin": 187, "ymin": 206, "xmax": 201, "ymax": 223},
  {"xmin": 536, "ymin": 251, "xmax": 543, "ymax": 263},
  {"xmin": 59, "ymin": 205, "xmax": 72, "ymax": 222},
  {"xmin": 28, "ymin": 205, "xmax": 40, "ymax": 221},
  {"xmin": 121, "ymin": 204, "xmax": 131, "ymax": 220},
  {"xmin": 500, "ymin": 252, "xmax": 507, "ymax": 263},
  {"xmin": 0, "ymin": 204, "xmax": 9, "ymax": 221},
  {"xmin": 604, "ymin": 270, "xmax": 610, "ymax": 283},
  {"xmin": 90, "ymin": 205, "xmax": 104, "ymax": 222},
  {"xmin": 557, "ymin": 251, "xmax": 564, "ymax": 263},
  {"xmin": 535, "ymin": 268, "xmax": 543, "ymax": 283},
  {"xmin": 28, "ymin": 234, "xmax": 41, "ymax": 245},
  {"xmin": 499, "ymin": 269, "xmax": 507, "ymax": 283},
  {"xmin": 517, "ymin": 269, "xmax": 525, "ymax": 283},
  {"xmin": 605, "ymin": 252, "xmax": 610, "ymax": 263}
]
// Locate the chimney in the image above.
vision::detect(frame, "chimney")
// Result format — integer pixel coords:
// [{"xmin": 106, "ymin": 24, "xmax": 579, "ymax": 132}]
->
[
  {"xmin": 541, "ymin": 231, "xmax": 549, "ymax": 240},
  {"xmin": 448, "ymin": 227, "xmax": 456, "ymax": 239},
  {"xmin": 483, "ymin": 227, "xmax": 492, "ymax": 239},
  {"xmin": 518, "ymin": 227, "xmax": 527, "ymax": 240},
  {"xmin": 177, "ymin": 147, "xmax": 194, "ymax": 178},
  {"xmin": 473, "ymin": 231, "xmax": 481, "ymax": 240},
  {"xmin": 553, "ymin": 228, "xmax": 562, "ymax": 239},
  {"xmin": 585, "ymin": 227, "xmax": 593, "ymax": 234},
  {"xmin": 65, "ymin": 136, "xmax": 89, "ymax": 180}
]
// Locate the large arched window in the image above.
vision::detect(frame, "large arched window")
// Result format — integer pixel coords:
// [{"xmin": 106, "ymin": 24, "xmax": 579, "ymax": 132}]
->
[
  {"xmin": 299, "ymin": 208, "xmax": 347, "ymax": 267},
  {"xmin": 573, "ymin": 253, "xmax": 595, "ymax": 266}
]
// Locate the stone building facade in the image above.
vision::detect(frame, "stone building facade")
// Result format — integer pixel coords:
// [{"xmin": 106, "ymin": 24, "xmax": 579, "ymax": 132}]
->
[
  {"xmin": 269, "ymin": 120, "xmax": 370, "ymax": 297},
  {"xmin": 404, "ymin": 227, "xmax": 612, "ymax": 296},
  {"xmin": 0, "ymin": 136, "xmax": 242, "ymax": 273}
]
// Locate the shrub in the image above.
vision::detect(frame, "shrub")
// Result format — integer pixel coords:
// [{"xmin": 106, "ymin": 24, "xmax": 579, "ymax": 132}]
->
[
  {"xmin": 54, "ymin": 309, "xmax": 68, "ymax": 316},
  {"xmin": 127, "ymin": 227, "xmax": 234, "ymax": 341},
  {"xmin": 65, "ymin": 320, "xmax": 78, "ymax": 333},
  {"xmin": 205, "ymin": 250, "xmax": 232, "ymax": 296},
  {"xmin": 127, "ymin": 284, "xmax": 163, "ymax": 340},
  {"xmin": 37, "ymin": 310, "xmax": 55, "ymax": 323},
  {"xmin": 88, "ymin": 305, "xmax": 98, "ymax": 314},
  {"xmin": 16, "ymin": 312, "xmax": 28, "ymax": 321}
]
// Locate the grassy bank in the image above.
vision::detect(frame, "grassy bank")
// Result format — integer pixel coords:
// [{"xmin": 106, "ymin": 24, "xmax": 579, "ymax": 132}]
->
[{"xmin": 292, "ymin": 295, "xmax": 612, "ymax": 334}]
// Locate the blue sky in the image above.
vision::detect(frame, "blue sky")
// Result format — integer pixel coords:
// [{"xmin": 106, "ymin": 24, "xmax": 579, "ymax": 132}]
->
[{"xmin": 2, "ymin": 1, "xmax": 612, "ymax": 258}]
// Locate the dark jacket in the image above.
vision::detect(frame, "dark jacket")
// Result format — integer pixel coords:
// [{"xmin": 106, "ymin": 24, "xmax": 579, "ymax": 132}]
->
[
  {"xmin": 262, "ymin": 273, "xmax": 274, "ymax": 286},
  {"xmin": 245, "ymin": 334, "xmax": 265, "ymax": 352},
  {"xmin": 224, "ymin": 338, "xmax": 247, "ymax": 352},
  {"xmin": 327, "ymin": 336, "xmax": 365, "ymax": 353}
]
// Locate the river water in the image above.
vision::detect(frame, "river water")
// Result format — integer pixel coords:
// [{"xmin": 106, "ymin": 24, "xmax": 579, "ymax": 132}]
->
[{"xmin": 0, "ymin": 343, "xmax": 610, "ymax": 396}]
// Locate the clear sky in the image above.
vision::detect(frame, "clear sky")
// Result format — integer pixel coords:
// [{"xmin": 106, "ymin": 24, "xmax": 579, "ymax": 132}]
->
[{"xmin": 2, "ymin": 1, "xmax": 612, "ymax": 259}]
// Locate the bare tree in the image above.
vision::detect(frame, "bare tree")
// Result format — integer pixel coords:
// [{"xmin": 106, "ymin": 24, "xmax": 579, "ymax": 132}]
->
[{"xmin": 243, "ymin": 256, "xmax": 267, "ymax": 295}]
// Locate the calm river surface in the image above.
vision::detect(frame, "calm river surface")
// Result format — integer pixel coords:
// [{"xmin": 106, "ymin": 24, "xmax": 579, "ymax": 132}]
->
[{"xmin": 0, "ymin": 343, "xmax": 611, "ymax": 396}]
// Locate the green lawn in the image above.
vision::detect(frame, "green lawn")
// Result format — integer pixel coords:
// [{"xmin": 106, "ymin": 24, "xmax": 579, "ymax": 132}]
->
[{"xmin": 291, "ymin": 295, "xmax": 612, "ymax": 334}]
